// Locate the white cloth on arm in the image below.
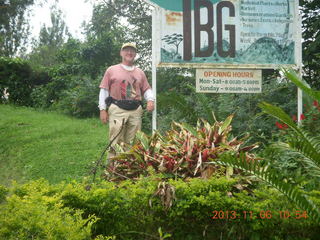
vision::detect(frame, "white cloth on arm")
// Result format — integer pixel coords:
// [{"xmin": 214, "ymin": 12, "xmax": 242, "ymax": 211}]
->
[
  {"xmin": 98, "ymin": 88, "xmax": 109, "ymax": 110},
  {"xmin": 144, "ymin": 89, "xmax": 155, "ymax": 102}
]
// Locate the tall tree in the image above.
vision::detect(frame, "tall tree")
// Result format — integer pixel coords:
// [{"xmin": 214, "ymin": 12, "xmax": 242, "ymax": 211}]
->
[
  {"xmin": 300, "ymin": 0, "xmax": 320, "ymax": 89},
  {"xmin": 94, "ymin": 0, "xmax": 152, "ymax": 69},
  {"xmin": 28, "ymin": 4, "xmax": 69, "ymax": 67},
  {"xmin": 0, "ymin": 0, "xmax": 36, "ymax": 57}
]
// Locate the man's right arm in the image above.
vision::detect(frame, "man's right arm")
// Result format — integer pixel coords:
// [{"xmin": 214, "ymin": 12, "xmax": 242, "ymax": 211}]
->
[{"xmin": 99, "ymin": 88, "xmax": 109, "ymax": 124}]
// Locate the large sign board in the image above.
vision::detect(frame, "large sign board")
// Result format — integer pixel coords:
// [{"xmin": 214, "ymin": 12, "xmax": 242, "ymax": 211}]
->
[
  {"xmin": 196, "ymin": 68, "xmax": 262, "ymax": 93},
  {"xmin": 148, "ymin": 0, "xmax": 300, "ymax": 69}
]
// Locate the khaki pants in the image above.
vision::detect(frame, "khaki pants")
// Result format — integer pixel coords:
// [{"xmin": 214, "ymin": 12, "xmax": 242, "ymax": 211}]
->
[{"xmin": 107, "ymin": 103, "xmax": 143, "ymax": 162}]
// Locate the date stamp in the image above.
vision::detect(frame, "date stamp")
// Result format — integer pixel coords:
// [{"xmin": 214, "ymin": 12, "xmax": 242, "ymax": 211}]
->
[{"xmin": 211, "ymin": 210, "xmax": 308, "ymax": 220}]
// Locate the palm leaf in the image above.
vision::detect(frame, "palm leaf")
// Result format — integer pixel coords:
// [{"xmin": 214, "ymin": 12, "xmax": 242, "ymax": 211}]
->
[
  {"xmin": 272, "ymin": 142, "xmax": 320, "ymax": 178},
  {"xmin": 213, "ymin": 153, "xmax": 320, "ymax": 223},
  {"xmin": 281, "ymin": 68, "xmax": 320, "ymax": 102},
  {"xmin": 285, "ymin": 137, "xmax": 320, "ymax": 174},
  {"xmin": 259, "ymin": 102, "xmax": 320, "ymax": 166}
]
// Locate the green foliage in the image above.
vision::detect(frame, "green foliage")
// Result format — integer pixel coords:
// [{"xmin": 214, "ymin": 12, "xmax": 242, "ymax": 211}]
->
[
  {"xmin": 259, "ymin": 102, "xmax": 320, "ymax": 177},
  {"xmin": 0, "ymin": 57, "xmax": 50, "ymax": 106},
  {"xmin": 0, "ymin": 185, "xmax": 8, "ymax": 203},
  {"xmin": 0, "ymin": 57, "xmax": 33, "ymax": 105},
  {"xmin": 157, "ymin": 68, "xmax": 216, "ymax": 131},
  {"xmin": 0, "ymin": 0, "xmax": 35, "ymax": 56},
  {"xmin": 212, "ymin": 68, "xmax": 320, "ymax": 226},
  {"xmin": 215, "ymin": 152, "xmax": 320, "ymax": 223},
  {"xmin": 300, "ymin": 0, "xmax": 320, "ymax": 89},
  {"xmin": 53, "ymin": 77, "xmax": 100, "ymax": 118},
  {"xmin": 156, "ymin": 69, "xmax": 297, "ymax": 146},
  {"xmin": 1, "ymin": 178, "xmax": 319, "ymax": 240},
  {"xmin": 27, "ymin": 4, "xmax": 70, "ymax": 68},
  {"xmin": 0, "ymin": 180, "xmax": 97, "ymax": 240},
  {"xmin": 89, "ymin": 0, "xmax": 152, "ymax": 69},
  {"xmin": 81, "ymin": 32, "xmax": 121, "ymax": 79},
  {"xmin": 260, "ymin": 144, "xmax": 314, "ymax": 190}
]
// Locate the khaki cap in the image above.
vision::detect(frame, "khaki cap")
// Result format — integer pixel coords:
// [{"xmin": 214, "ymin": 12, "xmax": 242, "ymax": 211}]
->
[{"xmin": 121, "ymin": 42, "xmax": 137, "ymax": 50}]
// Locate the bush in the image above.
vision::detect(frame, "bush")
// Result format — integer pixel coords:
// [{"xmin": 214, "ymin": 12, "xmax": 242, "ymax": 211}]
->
[
  {"xmin": 0, "ymin": 57, "xmax": 51, "ymax": 106},
  {"xmin": 0, "ymin": 185, "xmax": 8, "ymax": 203},
  {"xmin": 53, "ymin": 76, "xmax": 100, "ymax": 118},
  {"xmin": 0, "ymin": 180, "xmax": 96, "ymax": 240},
  {"xmin": 1, "ymin": 178, "xmax": 319, "ymax": 240},
  {"xmin": 0, "ymin": 57, "xmax": 33, "ymax": 105},
  {"xmin": 108, "ymin": 115, "xmax": 258, "ymax": 181}
]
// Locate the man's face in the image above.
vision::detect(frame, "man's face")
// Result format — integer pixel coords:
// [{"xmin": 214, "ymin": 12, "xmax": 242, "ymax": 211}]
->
[{"xmin": 120, "ymin": 47, "xmax": 136, "ymax": 63}]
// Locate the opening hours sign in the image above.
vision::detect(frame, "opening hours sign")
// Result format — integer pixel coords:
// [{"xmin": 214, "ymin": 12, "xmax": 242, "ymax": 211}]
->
[{"xmin": 196, "ymin": 69, "xmax": 262, "ymax": 93}]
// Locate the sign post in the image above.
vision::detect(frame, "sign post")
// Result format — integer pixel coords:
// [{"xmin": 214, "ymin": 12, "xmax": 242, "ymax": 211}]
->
[{"xmin": 151, "ymin": 6, "xmax": 161, "ymax": 131}]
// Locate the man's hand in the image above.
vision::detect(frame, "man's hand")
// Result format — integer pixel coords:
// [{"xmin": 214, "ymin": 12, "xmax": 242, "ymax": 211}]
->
[
  {"xmin": 146, "ymin": 100, "xmax": 155, "ymax": 112},
  {"xmin": 100, "ymin": 110, "xmax": 108, "ymax": 124}
]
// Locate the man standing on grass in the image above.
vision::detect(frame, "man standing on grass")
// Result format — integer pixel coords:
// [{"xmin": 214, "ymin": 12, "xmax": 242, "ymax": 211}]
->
[{"xmin": 98, "ymin": 42, "xmax": 155, "ymax": 164}]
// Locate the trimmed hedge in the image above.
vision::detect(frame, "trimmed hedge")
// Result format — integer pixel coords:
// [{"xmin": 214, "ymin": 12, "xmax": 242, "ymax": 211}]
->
[
  {"xmin": 1, "ymin": 177, "xmax": 319, "ymax": 240},
  {"xmin": 0, "ymin": 57, "xmax": 50, "ymax": 106}
]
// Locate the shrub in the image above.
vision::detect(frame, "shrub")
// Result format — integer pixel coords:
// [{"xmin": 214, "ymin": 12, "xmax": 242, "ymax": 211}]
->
[
  {"xmin": 107, "ymin": 115, "xmax": 258, "ymax": 181},
  {"xmin": 0, "ymin": 180, "xmax": 97, "ymax": 240},
  {"xmin": 0, "ymin": 57, "xmax": 51, "ymax": 106},
  {"xmin": 1, "ymin": 178, "xmax": 318, "ymax": 240},
  {"xmin": 0, "ymin": 185, "xmax": 8, "ymax": 203},
  {"xmin": 0, "ymin": 57, "xmax": 33, "ymax": 105},
  {"xmin": 53, "ymin": 77, "xmax": 100, "ymax": 118}
]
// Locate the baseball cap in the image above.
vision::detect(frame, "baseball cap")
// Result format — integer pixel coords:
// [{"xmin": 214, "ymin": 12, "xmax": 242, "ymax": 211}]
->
[{"xmin": 121, "ymin": 42, "xmax": 137, "ymax": 51}]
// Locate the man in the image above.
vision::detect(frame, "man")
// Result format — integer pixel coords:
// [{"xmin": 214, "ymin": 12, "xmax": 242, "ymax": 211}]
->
[{"xmin": 98, "ymin": 42, "xmax": 155, "ymax": 162}]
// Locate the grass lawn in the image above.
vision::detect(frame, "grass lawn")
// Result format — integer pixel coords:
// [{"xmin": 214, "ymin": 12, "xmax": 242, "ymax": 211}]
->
[{"xmin": 0, "ymin": 104, "xmax": 108, "ymax": 186}]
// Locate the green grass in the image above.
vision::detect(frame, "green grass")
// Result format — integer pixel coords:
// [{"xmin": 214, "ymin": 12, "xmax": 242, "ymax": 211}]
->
[{"xmin": 0, "ymin": 104, "xmax": 108, "ymax": 186}]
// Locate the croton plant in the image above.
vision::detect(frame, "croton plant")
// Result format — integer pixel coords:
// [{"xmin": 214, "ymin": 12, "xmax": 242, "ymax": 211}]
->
[{"xmin": 105, "ymin": 115, "xmax": 258, "ymax": 180}]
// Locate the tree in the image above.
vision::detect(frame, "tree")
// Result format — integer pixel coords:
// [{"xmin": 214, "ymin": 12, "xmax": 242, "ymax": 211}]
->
[
  {"xmin": 0, "ymin": 0, "xmax": 36, "ymax": 57},
  {"xmin": 299, "ymin": 0, "xmax": 320, "ymax": 89},
  {"xmin": 95, "ymin": 0, "xmax": 152, "ymax": 69},
  {"xmin": 28, "ymin": 4, "xmax": 69, "ymax": 67}
]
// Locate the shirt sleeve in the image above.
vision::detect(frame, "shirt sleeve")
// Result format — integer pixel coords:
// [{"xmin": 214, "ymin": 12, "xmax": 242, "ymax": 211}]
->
[
  {"xmin": 140, "ymin": 70, "xmax": 152, "ymax": 95},
  {"xmin": 99, "ymin": 68, "xmax": 111, "ymax": 90},
  {"xmin": 98, "ymin": 88, "xmax": 109, "ymax": 110}
]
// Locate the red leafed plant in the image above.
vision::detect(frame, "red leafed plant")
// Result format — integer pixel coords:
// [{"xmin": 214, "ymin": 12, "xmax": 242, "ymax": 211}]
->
[{"xmin": 106, "ymin": 115, "xmax": 258, "ymax": 180}]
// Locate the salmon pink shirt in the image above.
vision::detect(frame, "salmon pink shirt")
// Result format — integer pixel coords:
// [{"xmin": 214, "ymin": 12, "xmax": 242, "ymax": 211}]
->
[{"xmin": 99, "ymin": 64, "xmax": 151, "ymax": 101}]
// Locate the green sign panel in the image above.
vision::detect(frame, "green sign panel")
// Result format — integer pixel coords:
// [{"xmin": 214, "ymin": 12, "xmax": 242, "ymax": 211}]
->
[{"xmin": 149, "ymin": 0, "xmax": 221, "ymax": 11}]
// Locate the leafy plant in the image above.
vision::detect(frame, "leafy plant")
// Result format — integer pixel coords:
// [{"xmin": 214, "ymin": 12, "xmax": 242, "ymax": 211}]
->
[
  {"xmin": 0, "ymin": 181, "xmax": 97, "ymax": 240},
  {"xmin": 106, "ymin": 115, "xmax": 258, "ymax": 180},
  {"xmin": 212, "ymin": 68, "xmax": 320, "ymax": 223}
]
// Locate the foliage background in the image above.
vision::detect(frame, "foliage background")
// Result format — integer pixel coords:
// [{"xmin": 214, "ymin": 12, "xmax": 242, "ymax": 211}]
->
[{"xmin": 1, "ymin": 0, "xmax": 320, "ymax": 239}]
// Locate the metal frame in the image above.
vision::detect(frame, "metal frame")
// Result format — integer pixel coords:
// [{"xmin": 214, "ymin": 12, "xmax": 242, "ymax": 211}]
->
[{"xmin": 151, "ymin": 6, "xmax": 161, "ymax": 131}]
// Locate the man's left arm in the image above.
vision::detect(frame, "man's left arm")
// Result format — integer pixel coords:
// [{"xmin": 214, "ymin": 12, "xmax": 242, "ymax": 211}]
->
[{"xmin": 144, "ymin": 89, "xmax": 155, "ymax": 112}]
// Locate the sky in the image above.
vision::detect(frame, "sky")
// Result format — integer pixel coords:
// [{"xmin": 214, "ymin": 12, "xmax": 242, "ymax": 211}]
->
[{"xmin": 29, "ymin": 0, "xmax": 94, "ymax": 40}]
